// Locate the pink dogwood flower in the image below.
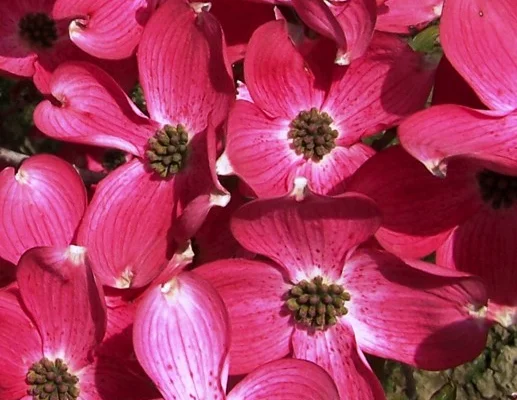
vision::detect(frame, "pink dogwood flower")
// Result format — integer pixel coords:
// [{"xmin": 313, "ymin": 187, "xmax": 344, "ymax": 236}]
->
[
  {"xmin": 133, "ymin": 250, "xmax": 340, "ymax": 399},
  {"xmin": 245, "ymin": 0, "xmax": 377, "ymax": 64},
  {"xmin": 221, "ymin": 20, "xmax": 434, "ymax": 197},
  {"xmin": 0, "ymin": 0, "xmax": 141, "ymax": 93},
  {"xmin": 195, "ymin": 178, "xmax": 490, "ymax": 399},
  {"xmin": 33, "ymin": 0, "xmax": 234, "ymax": 289},
  {"xmin": 349, "ymin": 145, "xmax": 517, "ymax": 326},
  {"xmin": 384, "ymin": 0, "xmax": 517, "ymax": 325},
  {"xmin": 0, "ymin": 245, "xmax": 158, "ymax": 400}
]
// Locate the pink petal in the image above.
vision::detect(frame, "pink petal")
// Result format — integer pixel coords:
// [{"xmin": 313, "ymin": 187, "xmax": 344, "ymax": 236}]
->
[
  {"xmin": 293, "ymin": 142, "xmax": 375, "ymax": 195},
  {"xmin": 330, "ymin": 0, "xmax": 377, "ymax": 63},
  {"xmin": 244, "ymin": 20, "xmax": 325, "ymax": 119},
  {"xmin": 0, "ymin": 155, "xmax": 87, "ymax": 264},
  {"xmin": 53, "ymin": 0, "xmax": 159, "ymax": 60},
  {"xmin": 324, "ymin": 32, "xmax": 434, "ymax": 146},
  {"xmin": 77, "ymin": 159, "xmax": 176, "ymax": 289},
  {"xmin": 437, "ymin": 207, "xmax": 517, "ymax": 309},
  {"xmin": 133, "ymin": 272, "xmax": 229, "ymax": 400},
  {"xmin": 231, "ymin": 187, "xmax": 381, "ymax": 281},
  {"xmin": 347, "ymin": 146, "xmax": 484, "ymax": 258},
  {"xmin": 17, "ymin": 246, "xmax": 106, "ymax": 371},
  {"xmin": 440, "ymin": 0, "xmax": 517, "ymax": 111},
  {"xmin": 226, "ymin": 100, "xmax": 301, "ymax": 197},
  {"xmin": 0, "ymin": 286, "xmax": 42, "ymax": 400},
  {"xmin": 34, "ymin": 61, "xmax": 155, "ymax": 157},
  {"xmin": 432, "ymin": 56, "xmax": 486, "ymax": 109},
  {"xmin": 138, "ymin": 0, "xmax": 234, "ymax": 130},
  {"xmin": 227, "ymin": 359, "xmax": 339, "ymax": 400},
  {"xmin": 291, "ymin": 321, "xmax": 385, "ymax": 400},
  {"xmin": 194, "ymin": 259, "xmax": 293, "ymax": 375},
  {"xmin": 399, "ymin": 105, "xmax": 517, "ymax": 173},
  {"xmin": 344, "ymin": 249, "xmax": 490, "ymax": 369},
  {"xmin": 291, "ymin": 0, "xmax": 346, "ymax": 47},
  {"xmin": 211, "ymin": 0, "xmax": 275, "ymax": 64},
  {"xmin": 376, "ymin": 0, "xmax": 443, "ymax": 34},
  {"xmin": 78, "ymin": 356, "xmax": 160, "ymax": 400}
]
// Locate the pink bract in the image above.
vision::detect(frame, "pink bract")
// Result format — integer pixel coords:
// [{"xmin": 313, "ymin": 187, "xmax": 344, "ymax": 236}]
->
[
  {"xmin": 33, "ymin": 0, "xmax": 235, "ymax": 289},
  {"xmin": 376, "ymin": 0, "xmax": 443, "ymax": 33},
  {"xmin": 440, "ymin": 0, "xmax": 517, "ymax": 111},
  {"xmin": 210, "ymin": 0, "xmax": 275, "ymax": 64},
  {"xmin": 53, "ymin": 0, "xmax": 161, "ymax": 60},
  {"xmin": 195, "ymin": 179, "xmax": 490, "ymax": 399},
  {"xmin": 223, "ymin": 20, "xmax": 434, "ymax": 197},
  {"xmin": 0, "ymin": 155, "xmax": 87, "ymax": 266}
]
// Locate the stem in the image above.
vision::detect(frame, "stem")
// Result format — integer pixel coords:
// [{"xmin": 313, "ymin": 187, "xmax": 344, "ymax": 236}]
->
[
  {"xmin": 0, "ymin": 147, "xmax": 106, "ymax": 185},
  {"xmin": 0, "ymin": 147, "xmax": 28, "ymax": 166}
]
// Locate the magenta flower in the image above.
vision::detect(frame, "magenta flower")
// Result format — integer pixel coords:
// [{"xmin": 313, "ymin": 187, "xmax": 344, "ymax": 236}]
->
[
  {"xmin": 195, "ymin": 178, "xmax": 490, "ymax": 399},
  {"xmin": 376, "ymin": 0, "xmax": 517, "ymax": 325},
  {"xmin": 221, "ymin": 20, "xmax": 434, "ymax": 197},
  {"xmin": 0, "ymin": 0, "xmax": 141, "ymax": 93},
  {"xmin": 0, "ymin": 245, "xmax": 157, "ymax": 400},
  {"xmin": 348, "ymin": 144, "xmax": 517, "ymax": 324},
  {"xmin": 133, "ymin": 252, "xmax": 339, "ymax": 399},
  {"xmin": 243, "ymin": 0, "xmax": 377, "ymax": 64},
  {"xmin": 33, "ymin": 0, "xmax": 234, "ymax": 289}
]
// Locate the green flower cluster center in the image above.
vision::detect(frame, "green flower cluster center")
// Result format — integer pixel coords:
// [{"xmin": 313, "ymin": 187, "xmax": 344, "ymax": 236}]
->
[
  {"xmin": 19, "ymin": 13, "xmax": 58, "ymax": 49},
  {"xmin": 288, "ymin": 108, "xmax": 338, "ymax": 162},
  {"xmin": 146, "ymin": 124, "xmax": 189, "ymax": 178},
  {"xmin": 26, "ymin": 357, "xmax": 79, "ymax": 400},
  {"xmin": 477, "ymin": 169, "xmax": 517, "ymax": 209},
  {"xmin": 286, "ymin": 276, "xmax": 350, "ymax": 330}
]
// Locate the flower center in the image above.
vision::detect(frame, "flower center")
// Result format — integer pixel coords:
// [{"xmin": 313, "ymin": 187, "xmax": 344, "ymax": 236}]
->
[
  {"xmin": 477, "ymin": 169, "xmax": 517, "ymax": 209},
  {"xmin": 146, "ymin": 124, "xmax": 189, "ymax": 178},
  {"xmin": 288, "ymin": 108, "xmax": 338, "ymax": 162},
  {"xmin": 18, "ymin": 13, "xmax": 58, "ymax": 49},
  {"xmin": 285, "ymin": 276, "xmax": 350, "ymax": 330},
  {"xmin": 26, "ymin": 358, "xmax": 79, "ymax": 400}
]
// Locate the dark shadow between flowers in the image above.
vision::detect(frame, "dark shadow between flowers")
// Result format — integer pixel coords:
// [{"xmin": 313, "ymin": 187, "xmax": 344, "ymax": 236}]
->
[
  {"xmin": 0, "ymin": 256, "xmax": 15, "ymax": 287},
  {"xmin": 94, "ymin": 324, "xmax": 160, "ymax": 400}
]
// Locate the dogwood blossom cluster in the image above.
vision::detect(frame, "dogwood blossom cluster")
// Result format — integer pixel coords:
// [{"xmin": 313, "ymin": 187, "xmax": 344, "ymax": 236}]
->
[{"xmin": 0, "ymin": 0, "xmax": 514, "ymax": 399}]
